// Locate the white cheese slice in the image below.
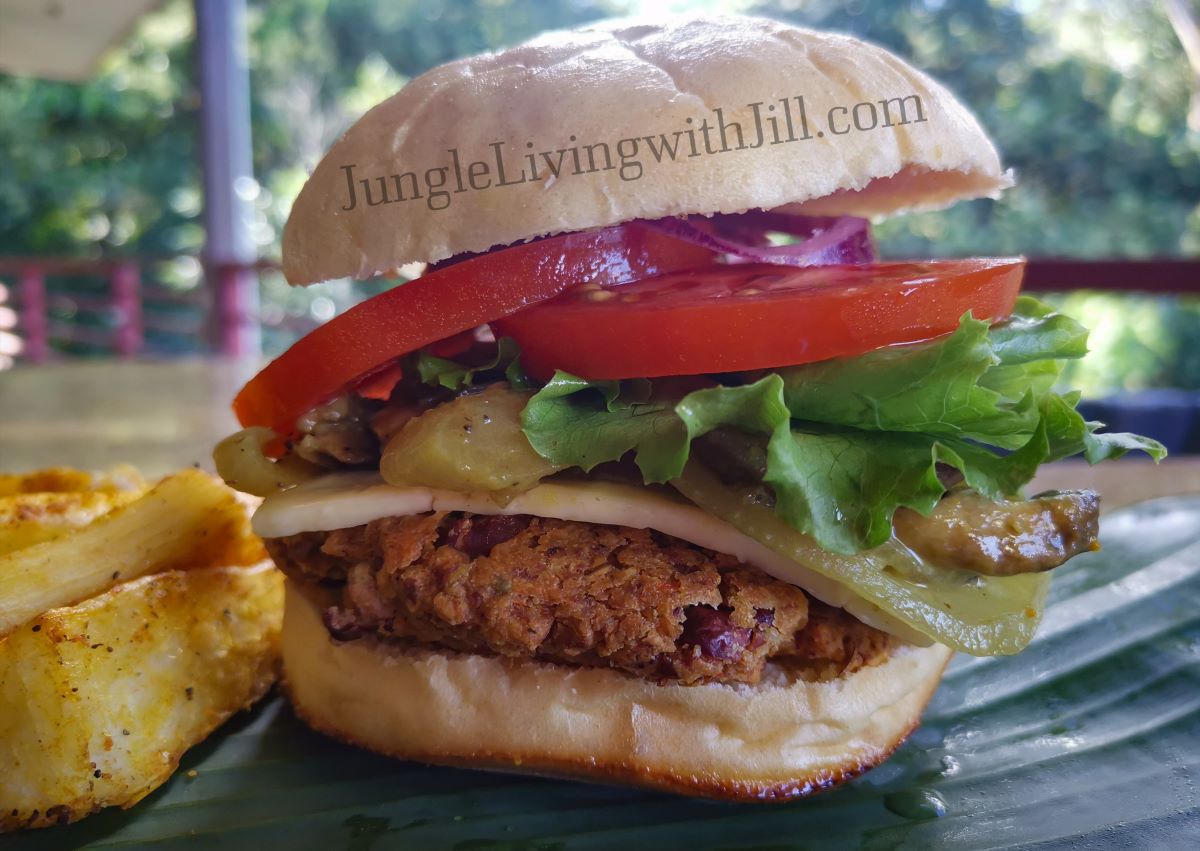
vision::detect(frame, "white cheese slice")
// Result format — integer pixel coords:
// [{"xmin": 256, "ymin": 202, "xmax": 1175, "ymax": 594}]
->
[{"xmin": 254, "ymin": 473, "xmax": 930, "ymax": 645}]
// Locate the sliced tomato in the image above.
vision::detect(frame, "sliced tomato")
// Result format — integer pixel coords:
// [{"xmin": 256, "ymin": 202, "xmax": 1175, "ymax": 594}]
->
[
  {"xmin": 493, "ymin": 259, "xmax": 1025, "ymax": 381},
  {"xmin": 234, "ymin": 225, "xmax": 714, "ymax": 433}
]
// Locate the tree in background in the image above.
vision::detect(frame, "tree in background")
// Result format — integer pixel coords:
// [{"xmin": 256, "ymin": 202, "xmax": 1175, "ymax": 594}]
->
[
  {"xmin": 0, "ymin": 0, "xmax": 1197, "ymax": 392},
  {"xmin": 749, "ymin": 0, "xmax": 1199, "ymax": 258}
]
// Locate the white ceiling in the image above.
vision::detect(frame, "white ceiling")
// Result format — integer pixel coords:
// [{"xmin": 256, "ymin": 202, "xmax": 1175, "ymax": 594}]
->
[{"xmin": 0, "ymin": 0, "xmax": 162, "ymax": 81}]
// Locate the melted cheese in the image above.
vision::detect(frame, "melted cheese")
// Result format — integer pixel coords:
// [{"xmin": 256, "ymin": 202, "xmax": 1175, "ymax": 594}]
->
[{"xmin": 254, "ymin": 473, "xmax": 929, "ymax": 644}]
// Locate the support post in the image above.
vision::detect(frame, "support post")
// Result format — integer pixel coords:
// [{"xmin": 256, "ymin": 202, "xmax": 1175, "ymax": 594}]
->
[
  {"xmin": 195, "ymin": 0, "xmax": 261, "ymax": 357},
  {"xmin": 111, "ymin": 261, "xmax": 142, "ymax": 358},
  {"xmin": 19, "ymin": 267, "xmax": 47, "ymax": 363}
]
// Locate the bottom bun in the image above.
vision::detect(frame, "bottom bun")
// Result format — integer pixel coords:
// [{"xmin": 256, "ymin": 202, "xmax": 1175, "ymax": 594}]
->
[{"xmin": 281, "ymin": 581, "xmax": 953, "ymax": 801}]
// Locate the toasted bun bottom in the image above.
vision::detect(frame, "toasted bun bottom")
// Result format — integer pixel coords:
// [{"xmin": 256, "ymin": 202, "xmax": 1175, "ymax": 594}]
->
[{"xmin": 282, "ymin": 582, "xmax": 953, "ymax": 800}]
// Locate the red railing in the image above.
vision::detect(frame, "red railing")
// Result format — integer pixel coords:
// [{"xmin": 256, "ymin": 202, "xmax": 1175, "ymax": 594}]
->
[
  {"xmin": 0, "ymin": 256, "xmax": 281, "ymax": 362},
  {"xmin": 17, "ymin": 266, "xmax": 48, "ymax": 362},
  {"xmin": 0, "ymin": 257, "xmax": 1197, "ymax": 363},
  {"xmin": 1022, "ymin": 260, "xmax": 1200, "ymax": 293}
]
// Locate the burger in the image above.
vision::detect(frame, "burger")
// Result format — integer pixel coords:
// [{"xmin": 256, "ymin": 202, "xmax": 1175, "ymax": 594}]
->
[{"xmin": 214, "ymin": 15, "xmax": 1163, "ymax": 800}]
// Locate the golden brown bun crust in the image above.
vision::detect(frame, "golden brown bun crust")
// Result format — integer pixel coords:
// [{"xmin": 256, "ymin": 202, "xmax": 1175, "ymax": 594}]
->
[
  {"xmin": 283, "ymin": 15, "xmax": 1010, "ymax": 284},
  {"xmin": 281, "ymin": 581, "xmax": 953, "ymax": 800}
]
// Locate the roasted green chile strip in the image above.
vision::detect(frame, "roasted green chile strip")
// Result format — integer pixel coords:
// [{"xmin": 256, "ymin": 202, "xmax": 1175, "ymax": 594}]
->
[{"xmin": 893, "ymin": 489, "xmax": 1100, "ymax": 577}]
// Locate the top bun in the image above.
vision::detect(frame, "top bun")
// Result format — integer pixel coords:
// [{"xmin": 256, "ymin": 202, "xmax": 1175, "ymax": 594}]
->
[{"xmin": 283, "ymin": 15, "xmax": 1011, "ymax": 285}]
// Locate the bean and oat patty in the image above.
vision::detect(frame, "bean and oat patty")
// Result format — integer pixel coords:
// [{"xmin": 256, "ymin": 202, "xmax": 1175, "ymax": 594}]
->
[{"xmin": 267, "ymin": 512, "xmax": 895, "ymax": 686}]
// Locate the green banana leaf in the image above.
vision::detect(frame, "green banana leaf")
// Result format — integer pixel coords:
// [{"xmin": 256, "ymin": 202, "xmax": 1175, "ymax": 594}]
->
[{"xmin": 14, "ymin": 496, "xmax": 1200, "ymax": 851}]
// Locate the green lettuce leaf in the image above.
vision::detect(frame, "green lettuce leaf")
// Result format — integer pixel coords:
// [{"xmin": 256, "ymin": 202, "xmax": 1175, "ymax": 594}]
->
[
  {"xmin": 987, "ymin": 295, "xmax": 1090, "ymax": 365},
  {"xmin": 409, "ymin": 337, "xmax": 529, "ymax": 391},
  {"xmin": 1037, "ymin": 390, "xmax": 1167, "ymax": 464},
  {"xmin": 521, "ymin": 299, "xmax": 1166, "ymax": 557},
  {"xmin": 778, "ymin": 310, "xmax": 1042, "ymax": 448},
  {"xmin": 520, "ymin": 374, "xmax": 686, "ymax": 481},
  {"xmin": 768, "ymin": 428, "xmax": 948, "ymax": 555}
]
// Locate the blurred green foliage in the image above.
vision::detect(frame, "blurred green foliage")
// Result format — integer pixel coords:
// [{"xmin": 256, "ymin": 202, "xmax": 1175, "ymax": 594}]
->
[
  {"xmin": 0, "ymin": 0, "xmax": 1196, "ymax": 390},
  {"xmin": 0, "ymin": 12, "xmax": 199, "ymax": 258}
]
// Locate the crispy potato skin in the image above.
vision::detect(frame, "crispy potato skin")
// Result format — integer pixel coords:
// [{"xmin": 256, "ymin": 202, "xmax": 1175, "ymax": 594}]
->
[{"xmin": 0, "ymin": 563, "xmax": 283, "ymax": 831}]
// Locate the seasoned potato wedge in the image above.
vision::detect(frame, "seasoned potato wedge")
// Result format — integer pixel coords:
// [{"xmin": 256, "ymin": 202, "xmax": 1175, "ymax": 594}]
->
[
  {"xmin": 0, "ymin": 465, "xmax": 144, "ymax": 497},
  {"xmin": 0, "ymin": 491, "xmax": 143, "ymax": 557},
  {"xmin": 0, "ymin": 562, "xmax": 283, "ymax": 831},
  {"xmin": 0, "ymin": 469, "xmax": 266, "ymax": 637}
]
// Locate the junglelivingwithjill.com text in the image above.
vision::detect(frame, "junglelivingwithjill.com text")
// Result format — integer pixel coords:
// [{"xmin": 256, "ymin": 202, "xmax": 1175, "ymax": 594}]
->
[{"xmin": 337, "ymin": 93, "xmax": 929, "ymax": 212}]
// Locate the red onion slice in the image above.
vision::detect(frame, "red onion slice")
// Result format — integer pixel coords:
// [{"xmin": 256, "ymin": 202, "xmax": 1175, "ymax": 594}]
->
[{"xmin": 645, "ymin": 212, "xmax": 874, "ymax": 267}]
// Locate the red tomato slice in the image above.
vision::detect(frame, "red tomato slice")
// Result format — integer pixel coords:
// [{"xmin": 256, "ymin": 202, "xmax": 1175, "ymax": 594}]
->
[
  {"xmin": 493, "ymin": 259, "xmax": 1025, "ymax": 381},
  {"xmin": 234, "ymin": 224, "xmax": 714, "ymax": 433}
]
